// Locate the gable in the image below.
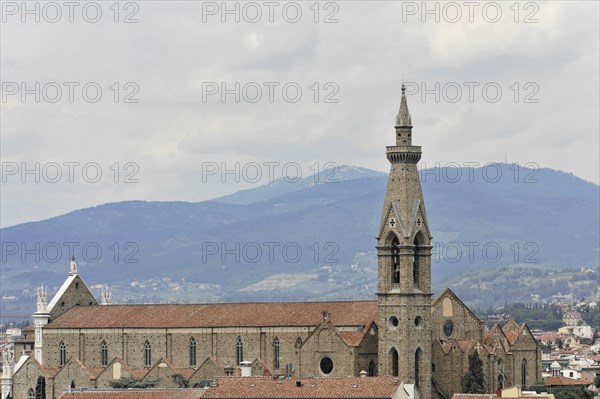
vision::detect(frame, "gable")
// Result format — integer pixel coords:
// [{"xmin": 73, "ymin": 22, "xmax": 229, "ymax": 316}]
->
[
  {"xmin": 12, "ymin": 355, "xmax": 55, "ymax": 382},
  {"xmin": 377, "ymin": 199, "xmax": 432, "ymax": 241},
  {"xmin": 47, "ymin": 274, "xmax": 98, "ymax": 321},
  {"xmin": 189, "ymin": 357, "xmax": 222, "ymax": 384},
  {"xmin": 53, "ymin": 358, "xmax": 94, "ymax": 389},
  {"xmin": 303, "ymin": 323, "xmax": 351, "ymax": 353},
  {"xmin": 432, "ymin": 288, "xmax": 484, "ymax": 341}
]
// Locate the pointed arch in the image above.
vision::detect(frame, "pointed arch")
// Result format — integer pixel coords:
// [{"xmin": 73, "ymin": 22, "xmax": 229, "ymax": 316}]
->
[
  {"xmin": 189, "ymin": 337, "xmax": 197, "ymax": 367},
  {"xmin": 385, "ymin": 231, "xmax": 399, "ymax": 246},
  {"xmin": 391, "ymin": 236, "xmax": 400, "ymax": 286},
  {"xmin": 413, "ymin": 230, "xmax": 426, "ymax": 245},
  {"xmin": 415, "ymin": 347, "xmax": 422, "ymax": 388},
  {"xmin": 273, "ymin": 337, "xmax": 281, "ymax": 369},
  {"xmin": 368, "ymin": 360, "xmax": 376, "ymax": 377},
  {"xmin": 236, "ymin": 336, "xmax": 244, "ymax": 365},
  {"xmin": 59, "ymin": 341, "xmax": 67, "ymax": 366},
  {"xmin": 295, "ymin": 337, "xmax": 303, "ymax": 348},
  {"xmin": 28, "ymin": 388, "xmax": 36, "ymax": 399},
  {"xmin": 144, "ymin": 340, "xmax": 152, "ymax": 367},
  {"xmin": 521, "ymin": 358, "xmax": 527, "ymax": 386},
  {"xmin": 101, "ymin": 340, "xmax": 108, "ymax": 367},
  {"xmin": 389, "ymin": 347, "xmax": 399, "ymax": 377},
  {"xmin": 498, "ymin": 373, "xmax": 505, "ymax": 390}
]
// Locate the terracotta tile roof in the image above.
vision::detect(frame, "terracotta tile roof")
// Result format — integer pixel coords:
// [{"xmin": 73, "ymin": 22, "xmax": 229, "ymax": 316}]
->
[
  {"xmin": 174, "ymin": 368, "xmax": 196, "ymax": 379},
  {"xmin": 543, "ymin": 376, "xmax": 590, "ymax": 385},
  {"xmin": 457, "ymin": 340, "xmax": 474, "ymax": 353},
  {"xmin": 47, "ymin": 301, "xmax": 378, "ymax": 329},
  {"xmin": 338, "ymin": 331, "xmax": 366, "ymax": 347},
  {"xmin": 337, "ymin": 322, "xmax": 375, "ymax": 347},
  {"xmin": 203, "ymin": 376, "xmax": 404, "ymax": 398},
  {"xmin": 57, "ymin": 389, "xmax": 205, "ymax": 399},
  {"xmin": 128, "ymin": 368, "xmax": 150, "ymax": 379}
]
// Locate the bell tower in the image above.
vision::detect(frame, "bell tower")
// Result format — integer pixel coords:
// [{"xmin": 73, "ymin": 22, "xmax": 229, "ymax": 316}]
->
[{"xmin": 376, "ymin": 84, "xmax": 432, "ymax": 398}]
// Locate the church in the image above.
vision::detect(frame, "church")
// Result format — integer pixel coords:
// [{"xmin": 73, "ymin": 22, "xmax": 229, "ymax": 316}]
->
[{"xmin": 2, "ymin": 87, "xmax": 541, "ymax": 399}]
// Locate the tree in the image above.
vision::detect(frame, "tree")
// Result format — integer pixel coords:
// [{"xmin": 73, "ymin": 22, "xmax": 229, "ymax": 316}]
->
[
  {"xmin": 556, "ymin": 337, "xmax": 563, "ymax": 349},
  {"xmin": 172, "ymin": 374, "xmax": 189, "ymax": 388},
  {"xmin": 461, "ymin": 351, "xmax": 485, "ymax": 394},
  {"xmin": 109, "ymin": 377, "xmax": 159, "ymax": 388},
  {"xmin": 594, "ymin": 373, "xmax": 600, "ymax": 389},
  {"xmin": 35, "ymin": 376, "xmax": 46, "ymax": 399}
]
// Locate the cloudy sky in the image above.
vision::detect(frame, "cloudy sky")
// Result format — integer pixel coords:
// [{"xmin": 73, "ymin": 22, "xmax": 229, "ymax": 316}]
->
[{"xmin": 1, "ymin": 1, "xmax": 598, "ymax": 228}]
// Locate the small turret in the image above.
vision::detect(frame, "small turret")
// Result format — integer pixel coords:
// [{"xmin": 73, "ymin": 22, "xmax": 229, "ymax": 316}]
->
[
  {"xmin": 33, "ymin": 285, "xmax": 50, "ymax": 365},
  {"xmin": 36, "ymin": 284, "xmax": 48, "ymax": 313},
  {"xmin": 101, "ymin": 285, "xmax": 112, "ymax": 305}
]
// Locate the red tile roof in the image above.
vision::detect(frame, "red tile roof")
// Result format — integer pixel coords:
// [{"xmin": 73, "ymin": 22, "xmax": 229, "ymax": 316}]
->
[
  {"xmin": 57, "ymin": 389, "xmax": 204, "ymax": 399},
  {"xmin": 47, "ymin": 301, "xmax": 378, "ymax": 329},
  {"xmin": 203, "ymin": 376, "xmax": 404, "ymax": 398},
  {"xmin": 543, "ymin": 376, "xmax": 589, "ymax": 385}
]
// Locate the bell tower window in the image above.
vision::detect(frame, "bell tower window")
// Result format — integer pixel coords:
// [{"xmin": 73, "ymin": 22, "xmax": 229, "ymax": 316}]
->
[
  {"xmin": 415, "ymin": 348, "xmax": 422, "ymax": 388},
  {"xmin": 413, "ymin": 235, "xmax": 420, "ymax": 288},
  {"xmin": 391, "ymin": 236, "xmax": 400, "ymax": 287},
  {"xmin": 391, "ymin": 348, "xmax": 399, "ymax": 377}
]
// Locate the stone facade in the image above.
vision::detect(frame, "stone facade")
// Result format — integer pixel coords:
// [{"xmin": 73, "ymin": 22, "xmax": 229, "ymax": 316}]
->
[
  {"xmin": 431, "ymin": 289, "xmax": 542, "ymax": 397},
  {"xmin": 5, "ymin": 89, "xmax": 542, "ymax": 399}
]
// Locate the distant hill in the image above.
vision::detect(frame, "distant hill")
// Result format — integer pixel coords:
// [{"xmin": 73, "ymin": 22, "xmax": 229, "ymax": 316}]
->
[{"xmin": 1, "ymin": 164, "xmax": 598, "ymax": 316}]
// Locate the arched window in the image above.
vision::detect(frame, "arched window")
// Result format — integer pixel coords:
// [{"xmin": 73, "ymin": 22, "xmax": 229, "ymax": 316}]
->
[
  {"xmin": 415, "ymin": 348, "xmax": 422, "ymax": 388},
  {"xmin": 273, "ymin": 337, "xmax": 280, "ymax": 369},
  {"xmin": 189, "ymin": 338, "xmax": 197, "ymax": 367},
  {"xmin": 59, "ymin": 341, "xmax": 67, "ymax": 366},
  {"xmin": 498, "ymin": 373, "xmax": 504, "ymax": 390},
  {"xmin": 236, "ymin": 336, "xmax": 244, "ymax": 365},
  {"xmin": 521, "ymin": 359, "xmax": 527, "ymax": 386},
  {"xmin": 390, "ymin": 348, "xmax": 399, "ymax": 377},
  {"xmin": 101, "ymin": 341, "xmax": 108, "ymax": 367},
  {"xmin": 28, "ymin": 388, "xmax": 36, "ymax": 399},
  {"xmin": 391, "ymin": 236, "xmax": 400, "ymax": 286},
  {"xmin": 144, "ymin": 341, "xmax": 152, "ymax": 367},
  {"xmin": 413, "ymin": 235, "xmax": 420, "ymax": 287},
  {"xmin": 368, "ymin": 360, "xmax": 376, "ymax": 376},
  {"xmin": 295, "ymin": 337, "xmax": 302, "ymax": 348}
]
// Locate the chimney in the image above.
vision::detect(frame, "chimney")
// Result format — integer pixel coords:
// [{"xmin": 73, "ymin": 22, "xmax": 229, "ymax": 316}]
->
[{"xmin": 240, "ymin": 360, "xmax": 252, "ymax": 377}]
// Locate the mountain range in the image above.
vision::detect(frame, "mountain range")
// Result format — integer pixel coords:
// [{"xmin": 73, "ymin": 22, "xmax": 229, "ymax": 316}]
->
[{"xmin": 1, "ymin": 164, "xmax": 598, "ymax": 316}]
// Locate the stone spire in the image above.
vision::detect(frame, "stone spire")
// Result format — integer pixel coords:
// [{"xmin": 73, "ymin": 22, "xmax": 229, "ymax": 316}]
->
[
  {"xmin": 36, "ymin": 284, "xmax": 48, "ymax": 313},
  {"xmin": 101, "ymin": 285, "xmax": 112, "ymax": 305},
  {"xmin": 377, "ymin": 87, "xmax": 432, "ymax": 398},
  {"xmin": 69, "ymin": 256, "xmax": 78, "ymax": 276},
  {"xmin": 395, "ymin": 84, "xmax": 412, "ymax": 127}
]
